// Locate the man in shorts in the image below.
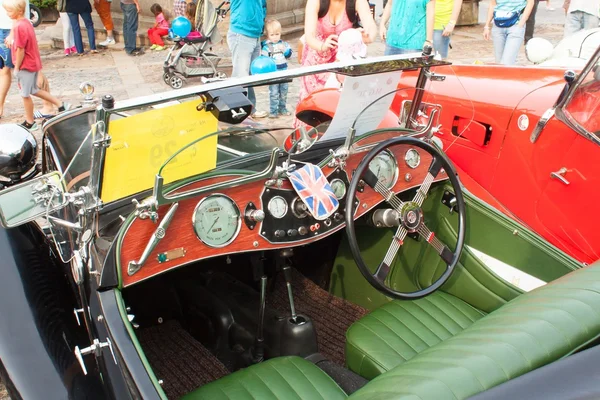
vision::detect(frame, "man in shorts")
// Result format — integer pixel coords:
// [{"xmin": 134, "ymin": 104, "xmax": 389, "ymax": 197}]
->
[{"xmin": 3, "ymin": 0, "xmax": 69, "ymax": 130}]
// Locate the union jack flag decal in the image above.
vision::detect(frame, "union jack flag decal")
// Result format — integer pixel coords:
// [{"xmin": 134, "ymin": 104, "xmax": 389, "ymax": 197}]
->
[{"xmin": 289, "ymin": 164, "xmax": 339, "ymax": 220}]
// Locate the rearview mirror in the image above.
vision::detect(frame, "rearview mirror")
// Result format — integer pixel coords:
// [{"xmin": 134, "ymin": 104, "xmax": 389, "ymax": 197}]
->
[
  {"xmin": 0, "ymin": 172, "xmax": 68, "ymax": 228},
  {"xmin": 283, "ymin": 125, "xmax": 323, "ymax": 155}
]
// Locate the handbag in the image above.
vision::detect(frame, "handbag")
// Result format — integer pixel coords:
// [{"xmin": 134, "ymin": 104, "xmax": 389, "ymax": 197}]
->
[{"xmin": 493, "ymin": 9, "xmax": 523, "ymax": 28}]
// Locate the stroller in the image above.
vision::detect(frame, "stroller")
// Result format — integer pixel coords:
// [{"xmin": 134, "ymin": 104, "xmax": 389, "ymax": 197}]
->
[{"xmin": 163, "ymin": 0, "xmax": 229, "ymax": 89}]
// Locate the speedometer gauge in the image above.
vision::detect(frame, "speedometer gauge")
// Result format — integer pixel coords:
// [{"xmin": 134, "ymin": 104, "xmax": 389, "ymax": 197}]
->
[
  {"xmin": 368, "ymin": 150, "xmax": 398, "ymax": 189},
  {"xmin": 193, "ymin": 194, "xmax": 241, "ymax": 248}
]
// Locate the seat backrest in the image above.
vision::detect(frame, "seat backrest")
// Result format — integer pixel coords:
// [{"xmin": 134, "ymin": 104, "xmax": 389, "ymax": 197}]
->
[{"xmin": 349, "ymin": 261, "xmax": 600, "ymax": 400}]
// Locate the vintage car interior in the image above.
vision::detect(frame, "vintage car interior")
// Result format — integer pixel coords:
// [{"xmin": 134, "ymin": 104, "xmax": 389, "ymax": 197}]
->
[{"xmin": 2, "ymin": 54, "xmax": 599, "ymax": 400}]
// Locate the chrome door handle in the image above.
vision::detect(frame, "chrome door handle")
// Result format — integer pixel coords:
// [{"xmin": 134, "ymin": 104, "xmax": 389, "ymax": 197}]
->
[{"xmin": 550, "ymin": 167, "xmax": 570, "ymax": 185}]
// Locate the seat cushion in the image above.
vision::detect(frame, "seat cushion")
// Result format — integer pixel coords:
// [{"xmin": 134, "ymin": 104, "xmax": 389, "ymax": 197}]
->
[
  {"xmin": 346, "ymin": 291, "xmax": 486, "ymax": 379},
  {"xmin": 182, "ymin": 356, "xmax": 347, "ymax": 400},
  {"xmin": 348, "ymin": 263, "xmax": 600, "ymax": 400}
]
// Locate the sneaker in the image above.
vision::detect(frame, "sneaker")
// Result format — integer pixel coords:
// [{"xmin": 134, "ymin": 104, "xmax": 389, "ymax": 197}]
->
[
  {"xmin": 21, "ymin": 120, "xmax": 38, "ymax": 131},
  {"xmin": 64, "ymin": 48, "xmax": 70, "ymax": 56},
  {"xmin": 154, "ymin": 45, "xmax": 165, "ymax": 51},
  {"xmin": 128, "ymin": 48, "xmax": 144, "ymax": 56},
  {"xmin": 252, "ymin": 110, "xmax": 268, "ymax": 118},
  {"xmin": 279, "ymin": 110, "xmax": 292, "ymax": 116},
  {"xmin": 58, "ymin": 102, "xmax": 72, "ymax": 112},
  {"xmin": 90, "ymin": 49, "xmax": 99, "ymax": 54},
  {"xmin": 99, "ymin": 37, "xmax": 115, "ymax": 46},
  {"xmin": 149, "ymin": 44, "xmax": 158, "ymax": 50},
  {"xmin": 69, "ymin": 46, "xmax": 76, "ymax": 54},
  {"xmin": 268, "ymin": 113, "xmax": 278, "ymax": 119}
]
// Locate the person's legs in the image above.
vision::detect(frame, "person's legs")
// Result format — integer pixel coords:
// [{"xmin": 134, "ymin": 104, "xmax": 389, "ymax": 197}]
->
[
  {"xmin": 433, "ymin": 29, "xmax": 450, "ymax": 59},
  {"xmin": 500, "ymin": 24, "xmax": 525, "ymax": 65},
  {"xmin": 153, "ymin": 28, "xmax": 169, "ymax": 46},
  {"xmin": 95, "ymin": 0, "xmax": 114, "ymax": 41},
  {"xmin": 279, "ymin": 82, "xmax": 289, "ymax": 114},
  {"xmin": 80, "ymin": 12, "xmax": 96, "ymax": 51},
  {"xmin": 59, "ymin": 12, "xmax": 74, "ymax": 52},
  {"xmin": 227, "ymin": 31, "xmax": 260, "ymax": 109},
  {"xmin": 0, "ymin": 28, "xmax": 13, "ymax": 117},
  {"xmin": 37, "ymin": 72, "xmax": 55, "ymax": 115},
  {"xmin": 148, "ymin": 27, "xmax": 158, "ymax": 45},
  {"xmin": 121, "ymin": 2, "xmax": 138, "ymax": 53},
  {"xmin": 564, "ymin": 11, "xmax": 583, "ymax": 38},
  {"xmin": 268, "ymin": 84, "xmax": 278, "ymax": 117},
  {"xmin": 525, "ymin": 0, "xmax": 539, "ymax": 43},
  {"xmin": 16, "ymin": 70, "xmax": 39, "ymax": 124},
  {"xmin": 491, "ymin": 25, "xmax": 508, "ymax": 63},
  {"xmin": 582, "ymin": 12, "xmax": 600, "ymax": 30},
  {"xmin": 67, "ymin": 12, "xmax": 84, "ymax": 53}
]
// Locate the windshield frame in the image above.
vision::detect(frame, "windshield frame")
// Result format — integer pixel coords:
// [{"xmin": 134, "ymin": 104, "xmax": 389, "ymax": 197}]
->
[
  {"xmin": 555, "ymin": 45, "xmax": 600, "ymax": 146},
  {"xmin": 92, "ymin": 54, "xmax": 451, "ymax": 207}
]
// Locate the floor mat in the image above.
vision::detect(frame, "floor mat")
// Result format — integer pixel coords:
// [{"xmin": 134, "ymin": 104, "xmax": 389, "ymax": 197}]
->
[
  {"xmin": 270, "ymin": 269, "xmax": 369, "ymax": 366},
  {"xmin": 137, "ymin": 320, "xmax": 229, "ymax": 399}
]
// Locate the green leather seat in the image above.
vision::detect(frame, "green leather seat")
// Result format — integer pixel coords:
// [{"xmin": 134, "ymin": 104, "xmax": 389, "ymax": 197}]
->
[
  {"xmin": 346, "ymin": 291, "xmax": 486, "ymax": 379},
  {"xmin": 183, "ymin": 356, "xmax": 347, "ymax": 400},
  {"xmin": 184, "ymin": 263, "xmax": 600, "ymax": 400}
]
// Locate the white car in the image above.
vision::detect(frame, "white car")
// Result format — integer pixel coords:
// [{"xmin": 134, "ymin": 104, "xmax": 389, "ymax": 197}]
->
[{"xmin": 527, "ymin": 28, "xmax": 600, "ymax": 68}]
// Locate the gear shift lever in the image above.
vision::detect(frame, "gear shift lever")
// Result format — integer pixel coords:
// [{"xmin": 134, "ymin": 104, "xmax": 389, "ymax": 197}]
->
[
  {"xmin": 252, "ymin": 275, "xmax": 267, "ymax": 363},
  {"xmin": 282, "ymin": 266, "xmax": 297, "ymax": 322}
]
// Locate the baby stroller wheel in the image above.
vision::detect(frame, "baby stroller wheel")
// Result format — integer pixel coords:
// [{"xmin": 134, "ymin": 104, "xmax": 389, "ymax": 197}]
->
[
  {"xmin": 163, "ymin": 72, "xmax": 172, "ymax": 85},
  {"xmin": 170, "ymin": 75, "xmax": 185, "ymax": 89}
]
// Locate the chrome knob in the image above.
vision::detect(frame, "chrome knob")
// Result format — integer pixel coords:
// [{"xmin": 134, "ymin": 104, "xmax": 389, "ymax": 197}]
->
[{"xmin": 247, "ymin": 209, "xmax": 265, "ymax": 222}]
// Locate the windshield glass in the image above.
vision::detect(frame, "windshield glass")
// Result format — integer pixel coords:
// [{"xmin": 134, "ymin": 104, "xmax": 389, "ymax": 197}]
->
[{"xmin": 563, "ymin": 56, "xmax": 600, "ymax": 137}]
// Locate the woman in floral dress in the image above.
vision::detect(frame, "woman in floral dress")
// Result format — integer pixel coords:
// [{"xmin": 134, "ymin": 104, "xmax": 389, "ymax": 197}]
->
[{"xmin": 298, "ymin": 0, "xmax": 377, "ymax": 105}]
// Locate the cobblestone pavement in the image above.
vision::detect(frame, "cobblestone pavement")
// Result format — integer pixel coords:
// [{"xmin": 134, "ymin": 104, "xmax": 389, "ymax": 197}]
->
[{"xmin": 0, "ymin": 9, "xmax": 568, "ymax": 399}]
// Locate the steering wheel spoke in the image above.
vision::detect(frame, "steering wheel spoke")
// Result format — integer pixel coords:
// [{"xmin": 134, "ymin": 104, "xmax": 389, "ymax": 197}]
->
[
  {"xmin": 363, "ymin": 168, "xmax": 405, "ymax": 211},
  {"xmin": 416, "ymin": 223, "xmax": 454, "ymax": 265},
  {"xmin": 413, "ymin": 156, "xmax": 443, "ymax": 207},
  {"xmin": 374, "ymin": 226, "xmax": 408, "ymax": 282}
]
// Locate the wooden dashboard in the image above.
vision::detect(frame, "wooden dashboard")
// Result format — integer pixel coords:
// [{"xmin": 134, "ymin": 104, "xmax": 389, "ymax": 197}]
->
[{"xmin": 119, "ymin": 132, "xmax": 448, "ymax": 287}]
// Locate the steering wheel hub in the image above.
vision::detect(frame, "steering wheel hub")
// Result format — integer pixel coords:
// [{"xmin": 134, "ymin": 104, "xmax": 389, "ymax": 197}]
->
[{"xmin": 401, "ymin": 203, "xmax": 423, "ymax": 232}]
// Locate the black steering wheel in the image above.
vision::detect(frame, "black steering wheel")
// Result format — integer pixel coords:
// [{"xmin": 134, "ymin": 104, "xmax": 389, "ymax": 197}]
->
[{"xmin": 344, "ymin": 136, "xmax": 466, "ymax": 300}]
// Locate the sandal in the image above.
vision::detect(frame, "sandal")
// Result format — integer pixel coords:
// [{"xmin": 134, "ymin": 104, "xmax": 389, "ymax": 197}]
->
[{"xmin": 34, "ymin": 110, "xmax": 55, "ymax": 119}]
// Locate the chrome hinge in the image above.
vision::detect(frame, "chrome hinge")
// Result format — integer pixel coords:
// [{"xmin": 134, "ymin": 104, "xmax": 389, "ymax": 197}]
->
[
  {"xmin": 93, "ymin": 135, "xmax": 112, "ymax": 148},
  {"xmin": 425, "ymin": 70, "xmax": 446, "ymax": 81},
  {"xmin": 75, "ymin": 337, "xmax": 117, "ymax": 375},
  {"xmin": 132, "ymin": 197, "xmax": 159, "ymax": 223}
]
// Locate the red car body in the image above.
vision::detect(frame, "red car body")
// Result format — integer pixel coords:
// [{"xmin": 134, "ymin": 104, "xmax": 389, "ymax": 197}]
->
[{"xmin": 297, "ymin": 65, "xmax": 599, "ymax": 264}]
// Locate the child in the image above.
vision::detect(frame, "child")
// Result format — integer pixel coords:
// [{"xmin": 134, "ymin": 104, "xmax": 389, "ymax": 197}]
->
[
  {"xmin": 3, "ymin": 0, "xmax": 69, "ymax": 130},
  {"xmin": 173, "ymin": 0, "xmax": 186, "ymax": 17},
  {"xmin": 260, "ymin": 19, "xmax": 292, "ymax": 119},
  {"xmin": 184, "ymin": 2, "xmax": 202, "ymax": 39},
  {"xmin": 324, "ymin": 28, "xmax": 367, "ymax": 89},
  {"xmin": 148, "ymin": 4, "xmax": 170, "ymax": 51}
]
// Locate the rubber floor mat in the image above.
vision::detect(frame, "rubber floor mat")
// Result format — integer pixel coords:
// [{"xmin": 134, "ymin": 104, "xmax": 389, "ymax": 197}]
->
[
  {"xmin": 270, "ymin": 269, "xmax": 369, "ymax": 366},
  {"xmin": 137, "ymin": 320, "xmax": 229, "ymax": 399}
]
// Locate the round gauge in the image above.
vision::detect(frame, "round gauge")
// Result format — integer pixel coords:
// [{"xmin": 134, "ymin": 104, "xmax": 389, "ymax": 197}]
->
[
  {"xmin": 368, "ymin": 150, "xmax": 398, "ymax": 189},
  {"xmin": 268, "ymin": 196, "xmax": 288, "ymax": 219},
  {"xmin": 330, "ymin": 178, "xmax": 346, "ymax": 199},
  {"xmin": 193, "ymin": 194, "xmax": 241, "ymax": 248},
  {"xmin": 405, "ymin": 149, "xmax": 421, "ymax": 169}
]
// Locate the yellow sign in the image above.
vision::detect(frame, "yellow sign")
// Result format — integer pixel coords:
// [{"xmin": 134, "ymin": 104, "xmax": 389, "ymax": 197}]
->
[{"xmin": 101, "ymin": 100, "xmax": 218, "ymax": 203}]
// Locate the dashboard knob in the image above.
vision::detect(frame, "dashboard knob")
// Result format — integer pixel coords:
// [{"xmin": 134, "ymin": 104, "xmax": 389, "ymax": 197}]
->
[
  {"xmin": 333, "ymin": 212, "xmax": 343, "ymax": 222},
  {"xmin": 298, "ymin": 226, "xmax": 308, "ymax": 235},
  {"xmin": 274, "ymin": 230, "xmax": 286, "ymax": 238},
  {"xmin": 247, "ymin": 209, "xmax": 265, "ymax": 222},
  {"xmin": 287, "ymin": 229, "xmax": 298, "ymax": 237}
]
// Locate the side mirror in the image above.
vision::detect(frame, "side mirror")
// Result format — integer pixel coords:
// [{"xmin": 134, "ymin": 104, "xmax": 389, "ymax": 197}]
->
[
  {"xmin": 0, "ymin": 172, "xmax": 68, "ymax": 228},
  {"xmin": 283, "ymin": 126, "xmax": 322, "ymax": 155}
]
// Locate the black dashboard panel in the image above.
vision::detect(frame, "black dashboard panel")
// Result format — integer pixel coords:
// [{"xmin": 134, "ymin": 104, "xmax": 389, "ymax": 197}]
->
[{"xmin": 259, "ymin": 169, "xmax": 355, "ymax": 244}]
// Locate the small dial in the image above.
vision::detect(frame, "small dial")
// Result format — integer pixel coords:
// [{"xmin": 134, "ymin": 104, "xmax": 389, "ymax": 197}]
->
[
  {"xmin": 268, "ymin": 196, "xmax": 288, "ymax": 219},
  {"xmin": 193, "ymin": 195, "xmax": 241, "ymax": 248},
  {"xmin": 291, "ymin": 197, "xmax": 309, "ymax": 218},
  {"xmin": 368, "ymin": 150, "xmax": 398, "ymax": 189},
  {"xmin": 405, "ymin": 149, "xmax": 421, "ymax": 169},
  {"xmin": 330, "ymin": 179, "xmax": 346, "ymax": 199}
]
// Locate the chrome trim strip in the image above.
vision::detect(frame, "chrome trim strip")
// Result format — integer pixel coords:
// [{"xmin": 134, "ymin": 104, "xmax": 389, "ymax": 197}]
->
[{"xmin": 217, "ymin": 144, "xmax": 248, "ymax": 157}]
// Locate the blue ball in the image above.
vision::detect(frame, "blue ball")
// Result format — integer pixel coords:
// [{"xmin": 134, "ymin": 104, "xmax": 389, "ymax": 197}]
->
[
  {"xmin": 250, "ymin": 56, "xmax": 277, "ymax": 75},
  {"xmin": 171, "ymin": 16, "xmax": 192, "ymax": 38}
]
